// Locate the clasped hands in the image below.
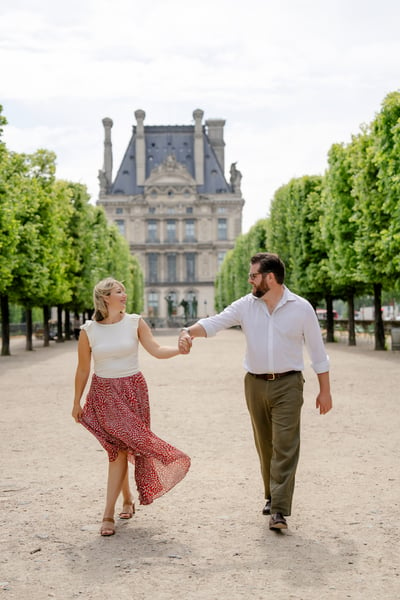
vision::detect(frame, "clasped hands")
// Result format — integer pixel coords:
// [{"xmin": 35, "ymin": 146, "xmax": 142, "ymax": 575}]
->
[{"xmin": 178, "ymin": 331, "xmax": 192, "ymax": 355}]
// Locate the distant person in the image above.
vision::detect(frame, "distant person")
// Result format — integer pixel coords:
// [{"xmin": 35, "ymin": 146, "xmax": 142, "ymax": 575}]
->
[
  {"xmin": 72, "ymin": 314, "xmax": 81, "ymax": 340},
  {"xmin": 72, "ymin": 277, "xmax": 191, "ymax": 536},
  {"xmin": 178, "ymin": 253, "xmax": 332, "ymax": 531}
]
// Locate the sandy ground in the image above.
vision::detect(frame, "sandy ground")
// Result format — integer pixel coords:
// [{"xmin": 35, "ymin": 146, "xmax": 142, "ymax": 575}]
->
[{"xmin": 0, "ymin": 329, "xmax": 399, "ymax": 600}]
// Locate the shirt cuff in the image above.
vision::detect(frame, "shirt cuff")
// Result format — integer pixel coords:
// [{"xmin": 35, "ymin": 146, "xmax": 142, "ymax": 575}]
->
[
  {"xmin": 197, "ymin": 318, "xmax": 216, "ymax": 337},
  {"xmin": 311, "ymin": 358, "xmax": 330, "ymax": 373}
]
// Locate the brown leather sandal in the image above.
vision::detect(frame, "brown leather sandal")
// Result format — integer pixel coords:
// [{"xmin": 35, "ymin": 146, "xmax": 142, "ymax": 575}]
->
[
  {"xmin": 119, "ymin": 502, "xmax": 135, "ymax": 519},
  {"xmin": 100, "ymin": 517, "xmax": 115, "ymax": 536}
]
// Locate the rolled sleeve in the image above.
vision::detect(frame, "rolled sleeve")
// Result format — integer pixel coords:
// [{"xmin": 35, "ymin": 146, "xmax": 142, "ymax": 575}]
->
[
  {"xmin": 304, "ymin": 309, "xmax": 330, "ymax": 373},
  {"xmin": 197, "ymin": 301, "xmax": 242, "ymax": 337},
  {"xmin": 311, "ymin": 356, "xmax": 330, "ymax": 374}
]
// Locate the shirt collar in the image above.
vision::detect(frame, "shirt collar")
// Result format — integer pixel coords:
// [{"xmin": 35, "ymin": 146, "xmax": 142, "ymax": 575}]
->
[
  {"xmin": 281, "ymin": 285, "xmax": 296, "ymax": 303},
  {"xmin": 250, "ymin": 285, "xmax": 296, "ymax": 308}
]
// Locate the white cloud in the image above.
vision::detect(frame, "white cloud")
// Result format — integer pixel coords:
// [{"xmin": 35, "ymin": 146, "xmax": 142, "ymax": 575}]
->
[{"xmin": 1, "ymin": 0, "xmax": 400, "ymax": 231}]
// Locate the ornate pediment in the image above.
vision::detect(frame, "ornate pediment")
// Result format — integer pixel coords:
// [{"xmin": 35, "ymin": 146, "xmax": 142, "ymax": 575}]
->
[{"xmin": 145, "ymin": 154, "xmax": 196, "ymax": 189}]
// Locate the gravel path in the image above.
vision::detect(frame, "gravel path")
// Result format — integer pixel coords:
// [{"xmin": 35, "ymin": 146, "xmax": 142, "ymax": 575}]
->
[{"xmin": 1, "ymin": 330, "xmax": 399, "ymax": 599}]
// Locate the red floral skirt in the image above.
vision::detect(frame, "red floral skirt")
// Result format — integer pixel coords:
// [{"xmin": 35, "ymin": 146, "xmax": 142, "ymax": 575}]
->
[{"xmin": 80, "ymin": 372, "xmax": 190, "ymax": 505}]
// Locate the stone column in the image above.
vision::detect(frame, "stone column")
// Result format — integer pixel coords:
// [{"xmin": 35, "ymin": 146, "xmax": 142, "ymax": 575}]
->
[
  {"xmin": 135, "ymin": 109, "xmax": 146, "ymax": 186},
  {"xmin": 101, "ymin": 117, "xmax": 113, "ymax": 189},
  {"xmin": 205, "ymin": 119, "xmax": 225, "ymax": 172},
  {"xmin": 193, "ymin": 109, "xmax": 204, "ymax": 185}
]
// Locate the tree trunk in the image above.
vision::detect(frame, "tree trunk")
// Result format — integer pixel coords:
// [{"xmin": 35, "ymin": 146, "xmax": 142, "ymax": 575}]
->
[
  {"xmin": 56, "ymin": 305, "xmax": 64, "ymax": 343},
  {"xmin": 64, "ymin": 308, "xmax": 71, "ymax": 341},
  {"xmin": 1, "ymin": 294, "xmax": 11, "ymax": 356},
  {"xmin": 25, "ymin": 307, "xmax": 33, "ymax": 351},
  {"xmin": 347, "ymin": 292, "xmax": 356, "ymax": 346},
  {"xmin": 325, "ymin": 295, "xmax": 335, "ymax": 343},
  {"xmin": 43, "ymin": 305, "xmax": 51, "ymax": 347},
  {"xmin": 374, "ymin": 283, "xmax": 386, "ymax": 350}
]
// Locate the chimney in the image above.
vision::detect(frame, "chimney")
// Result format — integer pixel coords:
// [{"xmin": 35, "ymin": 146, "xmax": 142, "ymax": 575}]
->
[
  {"xmin": 205, "ymin": 119, "xmax": 225, "ymax": 172},
  {"xmin": 193, "ymin": 109, "xmax": 204, "ymax": 185},
  {"xmin": 135, "ymin": 109, "xmax": 146, "ymax": 185},
  {"xmin": 102, "ymin": 117, "xmax": 113, "ymax": 186}
]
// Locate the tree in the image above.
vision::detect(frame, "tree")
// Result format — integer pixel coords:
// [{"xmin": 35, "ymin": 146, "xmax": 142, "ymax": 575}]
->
[
  {"xmin": 214, "ymin": 219, "xmax": 268, "ymax": 310},
  {"xmin": 60, "ymin": 182, "xmax": 97, "ymax": 335},
  {"xmin": 321, "ymin": 142, "xmax": 367, "ymax": 345},
  {"xmin": 9, "ymin": 155, "xmax": 51, "ymax": 350},
  {"xmin": 214, "ymin": 250, "xmax": 235, "ymax": 312},
  {"xmin": 350, "ymin": 128, "xmax": 388, "ymax": 350},
  {"xmin": 128, "ymin": 254, "xmax": 144, "ymax": 314},
  {"xmin": 268, "ymin": 176, "xmax": 337, "ymax": 338},
  {"xmin": 267, "ymin": 184, "xmax": 293, "ymax": 279},
  {"xmin": 17, "ymin": 153, "xmax": 74, "ymax": 347},
  {"xmin": 370, "ymin": 92, "xmax": 400, "ymax": 287},
  {"xmin": 0, "ymin": 152, "xmax": 17, "ymax": 352},
  {"xmin": 0, "ymin": 105, "xmax": 145, "ymax": 355},
  {"xmin": 0, "ymin": 147, "xmax": 51, "ymax": 353}
]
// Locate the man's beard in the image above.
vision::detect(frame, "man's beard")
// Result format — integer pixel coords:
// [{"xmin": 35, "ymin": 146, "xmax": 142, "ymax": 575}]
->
[{"xmin": 252, "ymin": 281, "xmax": 270, "ymax": 298}]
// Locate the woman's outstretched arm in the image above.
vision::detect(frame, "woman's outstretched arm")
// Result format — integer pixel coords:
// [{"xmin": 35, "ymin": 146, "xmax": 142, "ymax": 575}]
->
[{"xmin": 138, "ymin": 318, "xmax": 191, "ymax": 358}]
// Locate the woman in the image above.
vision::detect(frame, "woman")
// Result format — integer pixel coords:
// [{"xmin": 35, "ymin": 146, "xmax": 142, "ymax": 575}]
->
[{"xmin": 72, "ymin": 278, "xmax": 191, "ymax": 536}]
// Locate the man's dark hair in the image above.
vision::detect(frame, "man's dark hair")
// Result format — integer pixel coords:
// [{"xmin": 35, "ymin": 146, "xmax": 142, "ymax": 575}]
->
[{"xmin": 250, "ymin": 252, "xmax": 285, "ymax": 284}]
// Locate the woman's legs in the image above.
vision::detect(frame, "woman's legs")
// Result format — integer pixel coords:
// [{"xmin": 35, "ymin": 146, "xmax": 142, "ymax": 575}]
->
[
  {"xmin": 102, "ymin": 451, "xmax": 129, "ymax": 523},
  {"xmin": 121, "ymin": 468, "xmax": 134, "ymax": 505},
  {"xmin": 119, "ymin": 467, "xmax": 135, "ymax": 518},
  {"xmin": 101, "ymin": 452, "xmax": 135, "ymax": 533}
]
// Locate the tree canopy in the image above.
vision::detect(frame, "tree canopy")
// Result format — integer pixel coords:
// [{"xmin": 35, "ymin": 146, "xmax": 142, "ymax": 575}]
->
[
  {"xmin": 215, "ymin": 90, "xmax": 400, "ymax": 350},
  {"xmin": 0, "ymin": 106, "xmax": 143, "ymax": 355}
]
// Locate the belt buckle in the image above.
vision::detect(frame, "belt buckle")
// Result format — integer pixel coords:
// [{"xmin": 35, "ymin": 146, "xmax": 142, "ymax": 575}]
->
[{"xmin": 269, "ymin": 373, "xmax": 276, "ymax": 381}]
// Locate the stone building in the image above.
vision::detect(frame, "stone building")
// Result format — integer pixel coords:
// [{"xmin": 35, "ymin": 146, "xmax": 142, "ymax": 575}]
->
[{"xmin": 97, "ymin": 109, "xmax": 244, "ymax": 323}]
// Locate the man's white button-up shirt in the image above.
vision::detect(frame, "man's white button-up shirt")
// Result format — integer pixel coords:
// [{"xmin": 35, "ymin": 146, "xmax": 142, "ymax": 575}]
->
[{"xmin": 197, "ymin": 287, "xmax": 329, "ymax": 374}]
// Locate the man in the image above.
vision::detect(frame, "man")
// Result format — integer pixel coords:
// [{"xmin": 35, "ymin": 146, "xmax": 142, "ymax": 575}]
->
[{"xmin": 178, "ymin": 252, "xmax": 332, "ymax": 531}]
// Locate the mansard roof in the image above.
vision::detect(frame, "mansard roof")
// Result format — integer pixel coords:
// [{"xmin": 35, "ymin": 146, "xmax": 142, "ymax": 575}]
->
[{"xmin": 110, "ymin": 125, "xmax": 231, "ymax": 196}]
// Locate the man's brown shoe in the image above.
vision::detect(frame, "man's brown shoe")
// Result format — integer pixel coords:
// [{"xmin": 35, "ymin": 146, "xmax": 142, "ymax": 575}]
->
[
  {"xmin": 262, "ymin": 498, "xmax": 271, "ymax": 515},
  {"xmin": 269, "ymin": 512, "xmax": 288, "ymax": 530}
]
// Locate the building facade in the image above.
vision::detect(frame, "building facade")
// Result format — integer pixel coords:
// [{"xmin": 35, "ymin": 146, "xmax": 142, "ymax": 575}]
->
[{"xmin": 97, "ymin": 109, "xmax": 244, "ymax": 323}]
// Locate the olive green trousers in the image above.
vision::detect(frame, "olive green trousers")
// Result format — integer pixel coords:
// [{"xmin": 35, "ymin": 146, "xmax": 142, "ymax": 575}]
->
[{"xmin": 244, "ymin": 371, "xmax": 304, "ymax": 516}]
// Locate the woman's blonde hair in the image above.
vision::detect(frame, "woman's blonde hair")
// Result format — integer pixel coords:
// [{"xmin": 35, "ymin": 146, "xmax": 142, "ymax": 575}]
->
[{"xmin": 93, "ymin": 277, "xmax": 125, "ymax": 321}]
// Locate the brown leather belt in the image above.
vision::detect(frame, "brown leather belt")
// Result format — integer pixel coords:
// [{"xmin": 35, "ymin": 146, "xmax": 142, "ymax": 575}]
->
[{"xmin": 250, "ymin": 370, "xmax": 299, "ymax": 381}]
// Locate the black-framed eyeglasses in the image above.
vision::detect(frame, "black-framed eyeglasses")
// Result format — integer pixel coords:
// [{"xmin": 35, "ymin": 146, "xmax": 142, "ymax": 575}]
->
[
  {"xmin": 248, "ymin": 272, "xmax": 261, "ymax": 280},
  {"xmin": 248, "ymin": 270, "xmax": 272, "ymax": 280}
]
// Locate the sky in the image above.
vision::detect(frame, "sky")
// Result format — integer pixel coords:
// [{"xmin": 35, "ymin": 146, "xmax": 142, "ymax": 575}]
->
[{"xmin": 1, "ymin": 0, "xmax": 400, "ymax": 232}]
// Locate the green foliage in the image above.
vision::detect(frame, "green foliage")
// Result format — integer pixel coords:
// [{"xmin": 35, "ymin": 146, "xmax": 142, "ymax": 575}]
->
[
  {"xmin": 61, "ymin": 182, "xmax": 96, "ymax": 311},
  {"xmin": 0, "ymin": 151, "xmax": 22, "ymax": 291},
  {"xmin": 322, "ymin": 143, "xmax": 358, "ymax": 289},
  {"xmin": 267, "ymin": 184, "xmax": 292, "ymax": 269},
  {"xmin": 3, "ymin": 89, "xmax": 400, "ymax": 348},
  {"xmin": 268, "ymin": 176, "xmax": 331, "ymax": 303},
  {"xmin": 0, "ymin": 109, "xmax": 145, "ymax": 342},
  {"xmin": 129, "ymin": 254, "xmax": 144, "ymax": 314},
  {"xmin": 0, "ymin": 105, "xmax": 7, "ymax": 144},
  {"xmin": 214, "ymin": 219, "xmax": 268, "ymax": 310},
  {"xmin": 369, "ymin": 91, "xmax": 400, "ymax": 279},
  {"xmin": 215, "ymin": 250, "xmax": 235, "ymax": 312}
]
